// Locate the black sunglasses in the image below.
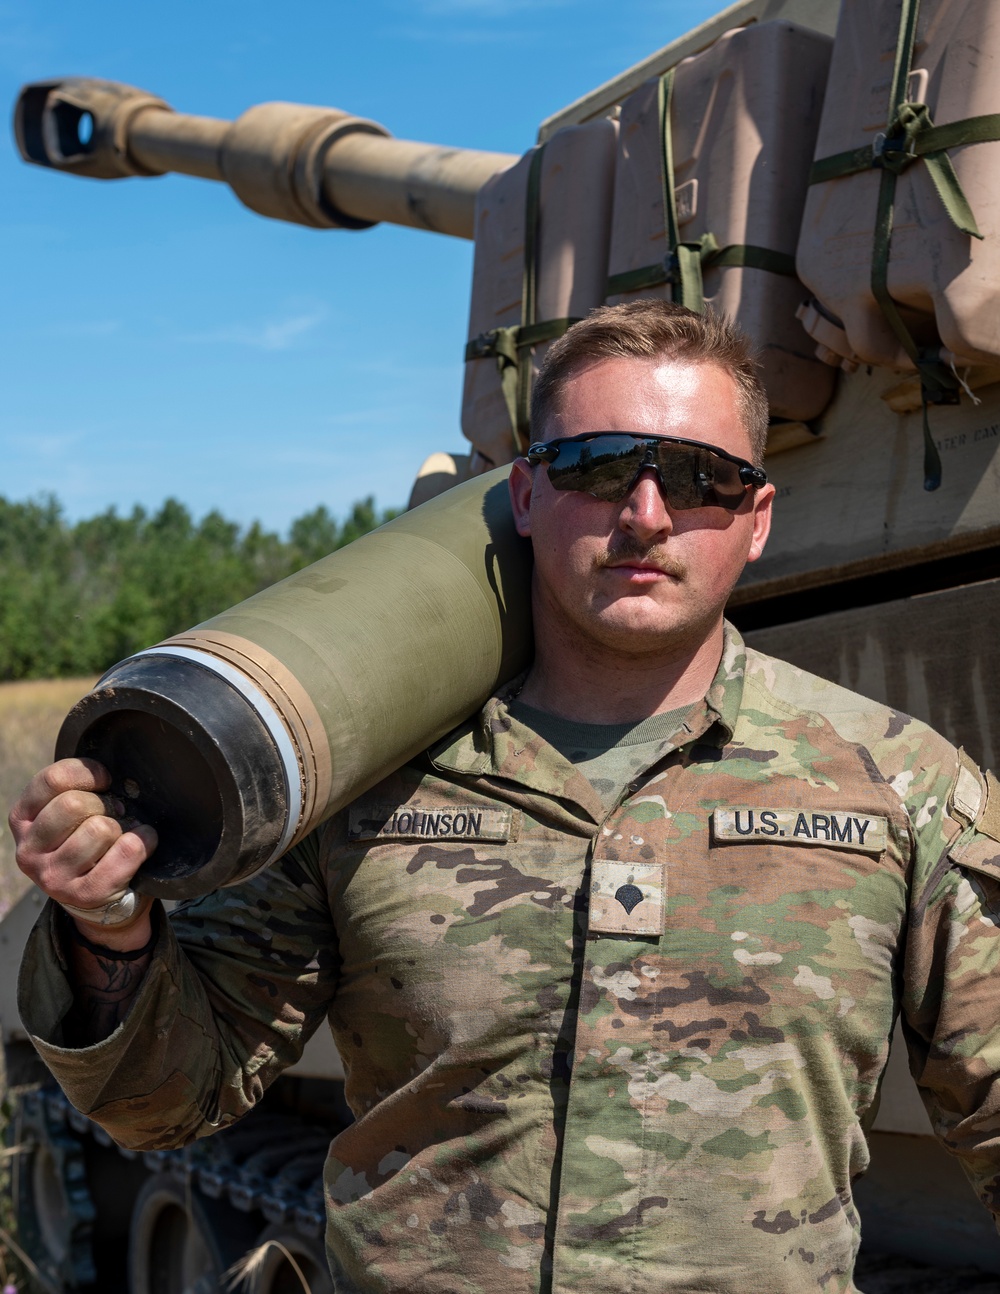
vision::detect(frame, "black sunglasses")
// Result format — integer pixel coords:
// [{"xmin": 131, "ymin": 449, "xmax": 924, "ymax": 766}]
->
[{"xmin": 526, "ymin": 432, "xmax": 768, "ymax": 510}]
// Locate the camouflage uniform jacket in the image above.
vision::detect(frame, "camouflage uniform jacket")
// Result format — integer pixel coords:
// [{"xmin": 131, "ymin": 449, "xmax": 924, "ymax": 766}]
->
[{"xmin": 20, "ymin": 623, "xmax": 1000, "ymax": 1293}]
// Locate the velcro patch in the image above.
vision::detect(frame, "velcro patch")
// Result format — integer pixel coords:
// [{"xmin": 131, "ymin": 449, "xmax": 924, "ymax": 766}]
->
[
  {"xmin": 712, "ymin": 808, "xmax": 887, "ymax": 852},
  {"xmin": 589, "ymin": 860, "xmax": 664, "ymax": 937},
  {"xmin": 952, "ymin": 749, "xmax": 985, "ymax": 824},
  {"xmin": 976, "ymin": 771, "xmax": 1000, "ymax": 844},
  {"xmin": 349, "ymin": 805, "xmax": 514, "ymax": 843}
]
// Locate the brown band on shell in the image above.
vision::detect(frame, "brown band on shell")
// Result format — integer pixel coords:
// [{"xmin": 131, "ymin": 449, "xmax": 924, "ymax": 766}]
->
[{"xmin": 158, "ymin": 630, "xmax": 333, "ymax": 848}]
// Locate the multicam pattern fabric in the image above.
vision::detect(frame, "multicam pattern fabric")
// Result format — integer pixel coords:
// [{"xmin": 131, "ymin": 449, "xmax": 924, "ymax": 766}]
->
[{"xmin": 20, "ymin": 623, "xmax": 1000, "ymax": 1293}]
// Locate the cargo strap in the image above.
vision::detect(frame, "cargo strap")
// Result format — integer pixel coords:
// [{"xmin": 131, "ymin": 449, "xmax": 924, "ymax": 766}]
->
[
  {"xmin": 809, "ymin": 109, "xmax": 1000, "ymax": 233},
  {"xmin": 808, "ymin": 0, "xmax": 1000, "ymax": 491},
  {"xmin": 605, "ymin": 68, "xmax": 796, "ymax": 309},
  {"xmin": 463, "ymin": 145, "xmax": 580, "ymax": 453}
]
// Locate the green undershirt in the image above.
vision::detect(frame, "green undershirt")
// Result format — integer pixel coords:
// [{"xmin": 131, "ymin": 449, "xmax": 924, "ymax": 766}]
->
[{"xmin": 508, "ymin": 701, "xmax": 690, "ymax": 811}]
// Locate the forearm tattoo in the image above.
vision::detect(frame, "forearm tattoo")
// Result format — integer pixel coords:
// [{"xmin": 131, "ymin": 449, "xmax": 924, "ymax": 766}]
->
[
  {"xmin": 65, "ymin": 949, "xmax": 152, "ymax": 1046},
  {"xmin": 62, "ymin": 914, "xmax": 156, "ymax": 1047}
]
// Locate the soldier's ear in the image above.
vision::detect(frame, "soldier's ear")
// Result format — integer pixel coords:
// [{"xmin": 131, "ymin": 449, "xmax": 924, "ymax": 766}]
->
[
  {"xmin": 508, "ymin": 458, "xmax": 535, "ymax": 538},
  {"xmin": 746, "ymin": 482, "xmax": 775, "ymax": 564}
]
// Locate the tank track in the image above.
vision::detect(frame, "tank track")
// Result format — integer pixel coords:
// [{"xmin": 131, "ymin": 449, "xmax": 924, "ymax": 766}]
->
[{"xmin": 15, "ymin": 1082, "xmax": 331, "ymax": 1290}]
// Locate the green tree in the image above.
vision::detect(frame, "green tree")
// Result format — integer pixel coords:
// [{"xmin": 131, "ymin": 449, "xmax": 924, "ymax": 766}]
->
[{"xmin": 0, "ymin": 493, "xmax": 398, "ymax": 681}]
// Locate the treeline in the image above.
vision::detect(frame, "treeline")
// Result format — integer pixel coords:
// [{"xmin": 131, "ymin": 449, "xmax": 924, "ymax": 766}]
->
[{"xmin": 0, "ymin": 495, "xmax": 398, "ymax": 681}]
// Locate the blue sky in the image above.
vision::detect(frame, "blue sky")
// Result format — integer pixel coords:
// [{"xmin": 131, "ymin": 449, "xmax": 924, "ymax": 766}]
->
[{"xmin": 2, "ymin": 0, "xmax": 719, "ymax": 533}]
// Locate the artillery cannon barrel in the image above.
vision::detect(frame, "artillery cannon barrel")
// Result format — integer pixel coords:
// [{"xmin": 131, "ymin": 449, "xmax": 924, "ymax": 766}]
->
[
  {"xmin": 127, "ymin": 109, "xmax": 228, "ymax": 181},
  {"xmin": 14, "ymin": 78, "xmax": 517, "ymax": 239}
]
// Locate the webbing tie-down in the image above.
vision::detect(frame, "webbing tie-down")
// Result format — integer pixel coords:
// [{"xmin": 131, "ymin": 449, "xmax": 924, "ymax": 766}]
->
[
  {"xmin": 463, "ymin": 145, "xmax": 580, "ymax": 453},
  {"xmin": 808, "ymin": 0, "xmax": 999, "ymax": 491},
  {"xmin": 809, "ymin": 107, "xmax": 1000, "ymax": 233},
  {"xmin": 605, "ymin": 68, "xmax": 796, "ymax": 309}
]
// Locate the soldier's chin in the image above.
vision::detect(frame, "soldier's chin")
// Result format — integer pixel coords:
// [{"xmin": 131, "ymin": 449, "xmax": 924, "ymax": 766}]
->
[{"xmin": 586, "ymin": 601, "xmax": 710, "ymax": 655}]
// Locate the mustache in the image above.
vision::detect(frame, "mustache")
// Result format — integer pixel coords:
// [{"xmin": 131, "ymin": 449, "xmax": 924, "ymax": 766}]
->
[{"xmin": 594, "ymin": 535, "xmax": 686, "ymax": 578}]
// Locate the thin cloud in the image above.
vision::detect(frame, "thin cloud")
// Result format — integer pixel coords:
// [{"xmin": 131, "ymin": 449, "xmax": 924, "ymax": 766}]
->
[
  {"xmin": 321, "ymin": 405, "xmax": 418, "ymax": 429},
  {"xmin": 188, "ymin": 308, "xmax": 327, "ymax": 351},
  {"xmin": 6, "ymin": 430, "xmax": 86, "ymax": 461}
]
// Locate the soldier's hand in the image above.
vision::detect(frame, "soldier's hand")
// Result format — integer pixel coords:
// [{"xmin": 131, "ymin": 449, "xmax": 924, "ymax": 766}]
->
[{"xmin": 9, "ymin": 757, "xmax": 158, "ymax": 951}]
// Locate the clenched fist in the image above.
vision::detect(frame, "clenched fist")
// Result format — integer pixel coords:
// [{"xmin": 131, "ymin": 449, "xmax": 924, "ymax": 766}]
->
[{"xmin": 9, "ymin": 757, "xmax": 158, "ymax": 952}]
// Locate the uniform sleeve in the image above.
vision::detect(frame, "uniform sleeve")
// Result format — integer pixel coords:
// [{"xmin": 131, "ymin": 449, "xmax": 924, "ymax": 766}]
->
[
  {"xmin": 17, "ymin": 828, "xmax": 338, "ymax": 1151},
  {"xmin": 900, "ymin": 748, "xmax": 1000, "ymax": 1219}
]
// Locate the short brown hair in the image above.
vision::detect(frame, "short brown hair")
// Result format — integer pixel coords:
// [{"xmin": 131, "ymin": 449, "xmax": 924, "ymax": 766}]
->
[{"xmin": 531, "ymin": 299, "xmax": 769, "ymax": 465}]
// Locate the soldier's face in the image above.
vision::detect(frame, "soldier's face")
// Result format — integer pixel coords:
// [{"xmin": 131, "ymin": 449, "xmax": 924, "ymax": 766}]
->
[{"xmin": 508, "ymin": 355, "xmax": 774, "ymax": 658}]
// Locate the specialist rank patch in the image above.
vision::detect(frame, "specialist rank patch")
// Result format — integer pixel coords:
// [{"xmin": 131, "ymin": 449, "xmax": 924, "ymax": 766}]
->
[
  {"xmin": 589, "ymin": 860, "xmax": 665, "ymax": 937},
  {"xmin": 349, "ymin": 804, "xmax": 515, "ymax": 842},
  {"xmin": 712, "ymin": 807, "xmax": 888, "ymax": 852}
]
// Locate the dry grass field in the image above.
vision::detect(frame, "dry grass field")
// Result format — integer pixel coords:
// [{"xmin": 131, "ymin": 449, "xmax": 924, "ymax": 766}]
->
[{"xmin": 0, "ymin": 677, "xmax": 98, "ymax": 918}]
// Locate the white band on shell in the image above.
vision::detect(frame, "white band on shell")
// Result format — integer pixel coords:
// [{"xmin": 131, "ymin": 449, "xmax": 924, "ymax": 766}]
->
[{"xmin": 137, "ymin": 645, "xmax": 304, "ymax": 870}]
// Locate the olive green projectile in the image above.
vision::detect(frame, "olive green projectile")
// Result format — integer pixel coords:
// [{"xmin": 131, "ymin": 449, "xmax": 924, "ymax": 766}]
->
[{"xmin": 56, "ymin": 469, "xmax": 533, "ymax": 899}]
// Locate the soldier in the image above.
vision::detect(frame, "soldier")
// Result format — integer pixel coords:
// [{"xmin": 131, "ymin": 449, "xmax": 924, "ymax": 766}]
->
[{"xmin": 11, "ymin": 299, "xmax": 1000, "ymax": 1294}]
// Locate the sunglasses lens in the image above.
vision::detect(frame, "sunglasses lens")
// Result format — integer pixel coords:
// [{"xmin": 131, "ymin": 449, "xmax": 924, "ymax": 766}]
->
[
  {"xmin": 545, "ymin": 435, "xmax": 646, "ymax": 502},
  {"xmin": 545, "ymin": 436, "xmax": 751, "ymax": 510},
  {"xmin": 660, "ymin": 446, "xmax": 746, "ymax": 511}
]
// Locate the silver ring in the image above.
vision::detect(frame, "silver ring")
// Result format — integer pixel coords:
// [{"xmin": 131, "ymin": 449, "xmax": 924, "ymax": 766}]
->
[{"xmin": 60, "ymin": 889, "xmax": 140, "ymax": 927}]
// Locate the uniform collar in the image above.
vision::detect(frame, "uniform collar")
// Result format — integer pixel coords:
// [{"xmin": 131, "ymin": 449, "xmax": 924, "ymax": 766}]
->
[
  {"xmin": 705, "ymin": 619, "xmax": 746, "ymax": 746},
  {"xmin": 428, "ymin": 622, "xmax": 747, "ymax": 813}
]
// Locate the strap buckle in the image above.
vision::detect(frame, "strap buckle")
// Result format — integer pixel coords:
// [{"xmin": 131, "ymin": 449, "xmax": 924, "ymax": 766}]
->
[
  {"xmin": 662, "ymin": 251, "xmax": 682, "ymax": 285},
  {"xmin": 872, "ymin": 129, "xmax": 917, "ymax": 170},
  {"xmin": 465, "ymin": 330, "xmax": 499, "ymax": 362}
]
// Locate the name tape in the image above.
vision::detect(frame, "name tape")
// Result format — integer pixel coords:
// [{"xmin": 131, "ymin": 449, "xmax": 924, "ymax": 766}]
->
[
  {"xmin": 713, "ymin": 807, "xmax": 888, "ymax": 852},
  {"xmin": 349, "ymin": 805, "xmax": 514, "ymax": 843}
]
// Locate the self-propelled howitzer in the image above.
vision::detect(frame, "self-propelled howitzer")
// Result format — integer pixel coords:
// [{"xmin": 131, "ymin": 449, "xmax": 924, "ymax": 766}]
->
[
  {"xmin": 14, "ymin": 76, "xmax": 517, "ymax": 239},
  {"xmin": 11, "ymin": 1, "xmax": 1000, "ymax": 1285}
]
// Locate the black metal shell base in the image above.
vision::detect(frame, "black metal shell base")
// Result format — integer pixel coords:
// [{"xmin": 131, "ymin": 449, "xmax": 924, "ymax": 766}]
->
[{"xmin": 55, "ymin": 654, "xmax": 289, "ymax": 900}]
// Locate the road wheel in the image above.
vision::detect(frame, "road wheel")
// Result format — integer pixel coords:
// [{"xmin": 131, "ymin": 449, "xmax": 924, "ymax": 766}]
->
[
  {"xmin": 246, "ymin": 1223, "xmax": 333, "ymax": 1294},
  {"xmin": 11, "ymin": 1086, "xmax": 97, "ymax": 1289},
  {"xmin": 128, "ymin": 1171, "xmax": 257, "ymax": 1294}
]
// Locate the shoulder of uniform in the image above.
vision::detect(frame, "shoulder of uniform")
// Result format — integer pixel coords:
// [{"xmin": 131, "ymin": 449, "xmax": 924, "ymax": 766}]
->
[
  {"xmin": 295, "ymin": 758, "xmax": 465, "ymax": 885},
  {"xmin": 742, "ymin": 645, "xmax": 898, "ymax": 731},
  {"xmin": 305, "ymin": 760, "xmax": 437, "ymax": 847},
  {"xmin": 345, "ymin": 758, "xmax": 445, "ymax": 816},
  {"xmin": 340, "ymin": 748, "xmax": 506, "ymax": 825},
  {"xmin": 741, "ymin": 645, "xmax": 959, "ymax": 784}
]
